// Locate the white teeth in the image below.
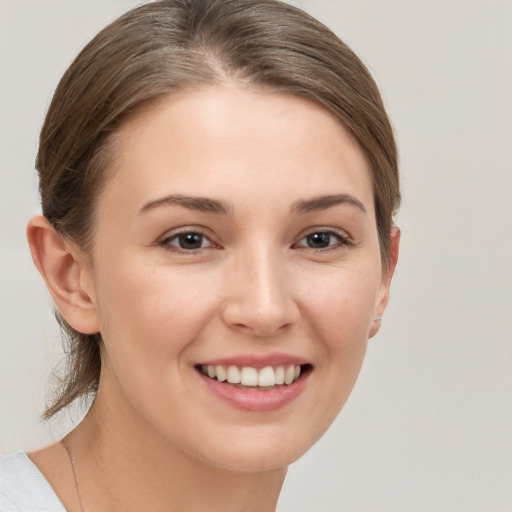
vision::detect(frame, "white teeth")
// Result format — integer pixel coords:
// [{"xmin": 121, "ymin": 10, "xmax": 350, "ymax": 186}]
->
[
  {"xmin": 227, "ymin": 365, "xmax": 241, "ymax": 384},
  {"xmin": 275, "ymin": 366, "xmax": 285, "ymax": 385},
  {"xmin": 201, "ymin": 363, "xmax": 304, "ymax": 387},
  {"xmin": 216, "ymin": 365, "xmax": 227, "ymax": 382},
  {"xmin": 258, "ymin": 366, "xmax": 276, "ymax": 387},
  {"xmin": 240, "ymin": 367, "xmax": 258, "ymax": 386},
  {"xmin": 284, "ymin": 365, "xmax": 295, "ymax": 385}
]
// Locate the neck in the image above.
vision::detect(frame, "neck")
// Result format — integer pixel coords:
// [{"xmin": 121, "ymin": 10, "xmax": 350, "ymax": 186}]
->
[{"xmin": 67, "ymin": 389, "xmax": 286, "ymax": 512}]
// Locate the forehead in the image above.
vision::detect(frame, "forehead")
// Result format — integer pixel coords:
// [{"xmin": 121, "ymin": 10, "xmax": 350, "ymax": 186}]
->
[{"xmin": 100, "ymin": 84, "xmax": 374, "ymax": 217}]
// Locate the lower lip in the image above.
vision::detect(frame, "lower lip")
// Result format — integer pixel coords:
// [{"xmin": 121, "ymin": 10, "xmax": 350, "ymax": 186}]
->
[{"xmin": 198, "ymin": 368, "xmax": 310, "ymax": 412}]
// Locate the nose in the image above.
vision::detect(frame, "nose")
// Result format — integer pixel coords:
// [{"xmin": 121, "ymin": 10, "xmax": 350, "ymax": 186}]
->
[{"xmin": 221, "ymin": 247, "xmax": 300, "ymax": 338}]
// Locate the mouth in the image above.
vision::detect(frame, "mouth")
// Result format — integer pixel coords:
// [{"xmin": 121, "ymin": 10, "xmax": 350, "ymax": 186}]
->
[
  {"xmin": 194, "ymin": 361, "xmax": 313, "ymax": 411},
  {"xmin": 195, "ymin": 363, "xmax": 312, "ymax": 390}
]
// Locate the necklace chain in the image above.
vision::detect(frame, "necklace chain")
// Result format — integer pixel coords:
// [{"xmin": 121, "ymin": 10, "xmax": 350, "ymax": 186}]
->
[
  {"xmin": 62, "ymin": 439, "xmax": 86, "ymax": 512},
  {"xmin": 61, "ymin": 438, "xmax": 281, "ymax": 512}
]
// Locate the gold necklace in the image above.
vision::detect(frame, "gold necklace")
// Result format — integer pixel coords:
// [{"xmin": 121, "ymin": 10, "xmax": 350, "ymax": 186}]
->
[{"xmin": 62, "ymin": 439, "xmax": 86, "ymax": 512}]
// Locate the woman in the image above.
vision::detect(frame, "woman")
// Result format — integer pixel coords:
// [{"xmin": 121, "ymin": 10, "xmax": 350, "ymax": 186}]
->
[{"xmin": 0, "ymin": 0, "xmax": 399, "ymax": 510}]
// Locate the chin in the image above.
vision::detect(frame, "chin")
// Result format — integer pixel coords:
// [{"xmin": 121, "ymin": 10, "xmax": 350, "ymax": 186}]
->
[
  {"xmin": 190, "ymin": 424, "xmax": 322, "ymax": 473},
  {"xmin": 205, "ymin": 449, "xmax": 300, "ymax": 473}
]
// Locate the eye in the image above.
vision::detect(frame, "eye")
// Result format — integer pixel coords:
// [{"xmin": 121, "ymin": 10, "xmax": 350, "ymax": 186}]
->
[
  {"xmin": 161, "ymin": 231, "xmax": 215, "ymax": 251},
  {"xmin": 294, "ymin": 230, "xmax": 350, "ymax": 250}
]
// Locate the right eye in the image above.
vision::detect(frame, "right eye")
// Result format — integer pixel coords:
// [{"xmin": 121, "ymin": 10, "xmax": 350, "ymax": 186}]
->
[{"xmin": 161, "ymin": 231, "xmax": 215, "ymax": 252}]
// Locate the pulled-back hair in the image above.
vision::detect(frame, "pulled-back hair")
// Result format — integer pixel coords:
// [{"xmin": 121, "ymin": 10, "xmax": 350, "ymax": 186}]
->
[{"xmin": 37, "ymin": 0, "xmax": 400, "ymax": 419}]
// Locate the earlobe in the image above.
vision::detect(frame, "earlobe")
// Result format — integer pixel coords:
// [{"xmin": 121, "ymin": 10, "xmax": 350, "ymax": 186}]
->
[
  {"xmin": 27, "ymin": 215, "xmax": 100, "ymax": 335},
  {"xmin": 369, "ymin": 226, "xmax": 400, "ymax": 338}
]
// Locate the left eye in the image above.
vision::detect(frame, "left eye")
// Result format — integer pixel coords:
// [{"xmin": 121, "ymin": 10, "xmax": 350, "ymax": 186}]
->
[
  {"xmin": 163, "ymin": 232, "xmax": 213, "ymax": 251},
  {"xmin": 295, "ymin": 231, "xmax": 346, "ymax": 250}
]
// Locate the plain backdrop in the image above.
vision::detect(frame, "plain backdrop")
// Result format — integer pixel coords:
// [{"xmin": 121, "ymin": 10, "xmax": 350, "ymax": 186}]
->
[{"xmin": 1, "ymin": 1, "xmax": 511, "ymax": 511}]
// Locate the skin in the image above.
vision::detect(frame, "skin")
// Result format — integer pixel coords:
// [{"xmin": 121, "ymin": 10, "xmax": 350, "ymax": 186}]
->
[{"xmin": 27, "ymin": 83, "xmax": 399, "ymax": 512}]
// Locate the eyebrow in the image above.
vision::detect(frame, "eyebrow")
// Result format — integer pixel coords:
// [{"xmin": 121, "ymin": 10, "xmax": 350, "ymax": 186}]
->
[
  {"xmin": 139, "ymin": 193, "xmax": 366, "ymax": 216},
  {"xmin": 291, "ymin": 194, "xmax": 367, "ymax": 214},
  {"xmin": 139, "ymin": 194, "xmax": 233, "ymax": 215}
]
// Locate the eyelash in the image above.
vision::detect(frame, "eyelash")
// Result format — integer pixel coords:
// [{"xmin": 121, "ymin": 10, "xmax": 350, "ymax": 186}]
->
[
  {"xmin": 293, "ymin": 228, "xmax": 353, "ymax": 253},
  {"xmin": 159, "ymin": 228, "xmax": 218, "ymax": 253},
  {"xmin": 159, "ymin": 228, "xmax": 352, "ymax": 253}
]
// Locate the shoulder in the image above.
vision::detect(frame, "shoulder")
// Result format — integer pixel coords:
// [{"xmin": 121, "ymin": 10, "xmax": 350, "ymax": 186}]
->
[{"xmin": 0, "ymin": 452, "xmax": 66, "ymax": 512}]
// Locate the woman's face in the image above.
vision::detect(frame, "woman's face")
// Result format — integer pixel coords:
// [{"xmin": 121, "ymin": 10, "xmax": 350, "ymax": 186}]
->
[{"xmin": 81, "ymin": 84, "xmax": 394, "ymax": 471}]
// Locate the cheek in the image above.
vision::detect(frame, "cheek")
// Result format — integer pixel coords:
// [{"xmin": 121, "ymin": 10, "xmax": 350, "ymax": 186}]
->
[
  {"xmin": 301, "ymin": 262, "xmax": 381, "ymax": 353},
  {"xmin": 298, "ymin": 262, "xmax": 380, "ymax": 424},
  {"xmin": 91, "ymin": 261, "xmax": 225, "ymax": 438},
  {"xmin": 93, "ymin": 261, "xmax": 220, "ymax": 367}
]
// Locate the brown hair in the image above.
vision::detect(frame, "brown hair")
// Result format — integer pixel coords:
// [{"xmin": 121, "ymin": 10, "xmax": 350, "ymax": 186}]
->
[{"xmin": 37, "ymin": 0, "xmax": 400, "ymax": 419}]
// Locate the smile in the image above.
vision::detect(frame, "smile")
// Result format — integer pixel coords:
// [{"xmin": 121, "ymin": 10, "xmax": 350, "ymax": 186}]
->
[
  {"xmin": 199, "ymin": 364, "xmax": 303, "ymax": 388},
  {"xmin": 195, "ymin": 360, "xmax": 312, "ymax": 411}
]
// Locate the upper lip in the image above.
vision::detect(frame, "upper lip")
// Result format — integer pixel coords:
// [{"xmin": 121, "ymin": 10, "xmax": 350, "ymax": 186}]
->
[{"xmin": 198, "ymin": 353, "xmax": 310, "ymax": 369}]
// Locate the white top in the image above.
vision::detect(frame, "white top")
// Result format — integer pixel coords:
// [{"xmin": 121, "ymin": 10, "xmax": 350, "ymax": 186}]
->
[
  {"xmin": 0, "ymin": 452, "xmax": 66, "ymax": 512},
  {"xmin": 0, "ymin": 451, "xmax": 283, "ymax": 512}
]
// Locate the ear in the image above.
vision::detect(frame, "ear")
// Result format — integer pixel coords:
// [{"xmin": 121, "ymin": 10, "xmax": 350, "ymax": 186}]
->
[
  {"xmin": 369, "ymin": 226, "xmax": 400, "ymax": 338},
  {"xmin": 27, "ymin": 215, "xmax": 100, "ymax": 334}
]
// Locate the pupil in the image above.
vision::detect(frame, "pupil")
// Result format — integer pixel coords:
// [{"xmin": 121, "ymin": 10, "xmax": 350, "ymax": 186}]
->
[
  {"xmin": 307, "ymin": 232, "xmax": 330, "ymax": 248},
  {"xmin": 179, "ymin": 233, "xmax": 203, "ymax": 249}
]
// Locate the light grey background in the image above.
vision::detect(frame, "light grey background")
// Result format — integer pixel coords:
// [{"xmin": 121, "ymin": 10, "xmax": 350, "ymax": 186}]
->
[{"xmin": 1, "ymin": 1, "xmax": 511, "ymax": 511}]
